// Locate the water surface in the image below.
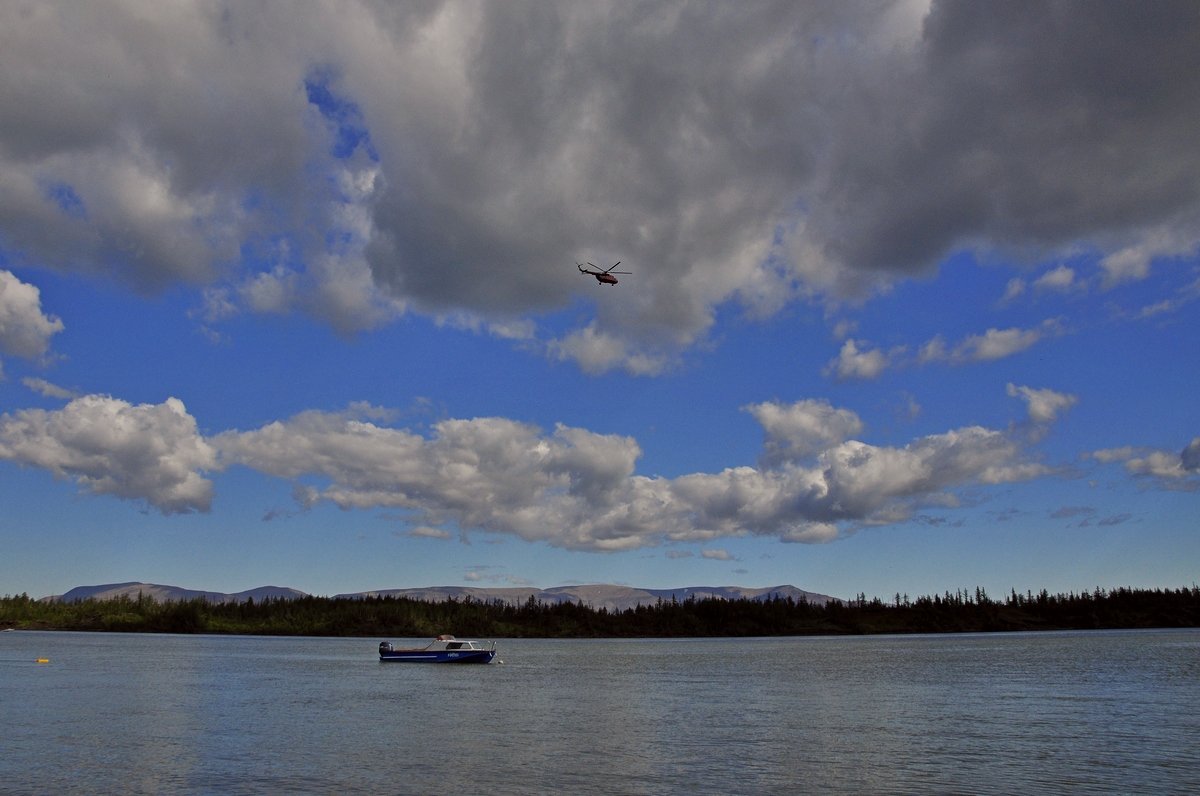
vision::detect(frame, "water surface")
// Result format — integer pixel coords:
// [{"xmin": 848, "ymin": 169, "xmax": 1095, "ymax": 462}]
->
[{"xmin": 3, "ymin": 630, "xmax": 1197, "ymax": 793}]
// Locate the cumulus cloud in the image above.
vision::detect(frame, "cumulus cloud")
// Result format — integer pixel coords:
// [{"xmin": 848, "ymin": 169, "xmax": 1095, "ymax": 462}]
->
[
  {"xmin": 827, "ymin": 339, "xmax": 891, "ymax": 381},
  {"xmin": 548, "ymin": 323, "xmax": 670, "ymax": 376},
  {"xmin": 1099, "ymin": 228, "xmax": 1199, "ymax": 289},
  {"xmin": 21, "ymin": 377, "xmax": 78, "ymax": 400},
  {"xmin": 0, "ymin": 270, "xmax": 64, "ymax": 360},
  {"xmin": 1127, "ymin": 452, "xmax": 1192, "ymax": 480},
  {"xmin": 963, "ymin": 328, "xmax": 1041, "ymax": 361},
  {"xmin": 1004, "ymin": 264, "xmax": 1088, "ymax": 304},
  {"xmin": 1135, "ymin": 275, "xmax": 1200, "ymax": 320},
  {"xmin": 1006, "ymin": 383, "xmax": 1078, "ymax": 424},
  {"xmin": 208, "ymin": 400, "xmax": 1049, "ymax": 550},
  {"xmin": 0, "ymin": 395, "xmax": 216, "ymax": 513},
  {"xmin": 830, "ymin": 320, "xmax": 1065, "ymax": 381},
  {"xmin": 0, "ymin": 384, "xmax": 1069, "ymax": 547},
  {"xmin": 215, "ymin": 408, "xmax": 650, "ymax": 549},
  {"xmin": 1091, "ymin": 438, "xmax": 1200, "ymax": 489},
  {"xmin": 1033, "ymin": 266, "xmax": 1078, "ymax": 294},
  {"xmin": 920, "ymin": 319, "xmax": 1063, "ymax": 365},
  {"xmin": 744, "ymin": 399, "xmax": 864, "ymax": 464},
  {"xmin": 1000, "ymin": 277, "xmax": 1026, "ymax": 304},
  {"xmin": 2, "ymin": 2, "xmax": 1197, "ymax": 371}
]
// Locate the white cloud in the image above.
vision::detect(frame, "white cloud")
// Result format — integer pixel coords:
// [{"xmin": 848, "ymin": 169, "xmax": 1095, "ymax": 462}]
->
[
  {"xmin": 744, "ymin": 399, "xmax": 864, "ymax": 464},
  {"xmin": 831, "ymin": 318, "xmax": 858, "ymax": 340},
  {"xmin": 21, "ymin": 377, "xmax": 77, "ymax": 400},
  {"xmin": 548, "ymin": 324, "xmax": 670, "ymax": 376},
  {"xmin": 0, "ymin": 395, "xmax": 216, "ymax": 513},
  {"xmin": 240, "ymin": 266, "xmax": 298, "ymax": 315},
  {"xmin": 1100, "ymin": 247, "xmax": 1153, "ymax": 286},
  {"xmin": 1135, "ymin": 276, "xmax": 1200, "ymax": 319},
  {"xmin": 826, "ymin": 322, "xmax": 1064, "ymax": 380},
  {"xmin": 0, "ymin": 270, "xmax": 64, "ymax": 360},
  {"xmin": 921, "ymin": 320, "xmax": 1062, "ymax": 365},
  {"xmin": 1099, "ymin": 228, "xmax": 1198, "ymax": 289},
  {"xmin": 814, "ymin": 428, "xmax": 1043, "ymax": 518},
  {"xmin": 211, "ymin": 401, "xmax": 1047, "ymax": 550},
  {"xmin": 960, "ymin": 327, "xmax": 1046, "ymax": 362},
  {"xmin": 701, "ymin": 549, "xmax": 735, "ymax": 561},
  {"xmin": 196, "ymin": 287, "xmax": 238, "ymax": 325},
  {"xmin": 1091, "ymin": 438, "xmax": 1200, "ymax": 489},
  {"xmin": 1126, "ymin": 452, "xmax": 1193, "ymax": 481},
  {"xmin": 1092, "ymin": 446, "xmax": 1136, "ymax": 463},
  {"xmin": 917, "ymin": 335, "xmax": 949, "ymax": 364},
  {"xmin": 1006, "ymin": 383, "xmax": 1078, "ymax": 424},
  {"xmin": 411, "ymin": 526, "xmax": 454, "ymax": 540},
  {"xmin": 1033, "ymin": 266, "xmax": 1077, "ymax": 293},
  {"xmin": 1000, "ymin": 277, "xmax": 1026, "ymax": 303},
  {"xmin": 827, "ymin": 339, "xmax": 890, "ymax": 381},
  {"xmin": 0, "ymin": 384, "xmax": 1071, "ymax": 547},
  {"xmin": 780, "ymin": 522, "xmax": 840, "ymax": 544},
  {"xmin": 486, "ymin": 318, "xmax": 537, "ymax": 342}
]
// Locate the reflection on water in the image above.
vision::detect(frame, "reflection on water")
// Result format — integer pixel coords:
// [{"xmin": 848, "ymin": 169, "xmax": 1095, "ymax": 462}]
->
[{"xmin": 3, "ymin": 630, "xmax": 1198, "ymax": 794}]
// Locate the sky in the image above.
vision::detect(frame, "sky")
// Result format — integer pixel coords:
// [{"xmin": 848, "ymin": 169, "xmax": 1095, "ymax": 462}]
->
[{"xmin": 1, "ymin": 0, "xmax": 1198, "ymax": 602}]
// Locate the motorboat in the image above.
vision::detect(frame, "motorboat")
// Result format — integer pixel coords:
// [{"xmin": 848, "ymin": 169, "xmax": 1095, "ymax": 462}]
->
[{"xmin": 378, "ymin": 634, "xmax": 497, "ymax": 663}]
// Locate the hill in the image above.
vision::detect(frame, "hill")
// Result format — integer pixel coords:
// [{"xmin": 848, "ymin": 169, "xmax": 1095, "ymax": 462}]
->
[
  {"xmin": 338, "ymin": 584, "xmax": 837, "ymax": 612},
  {"xmin": 44, "ymin": 581, "xmax": 838, "ymax": 611},
  {"xmin": 47, "ymin": 582, "xmax": 306, "ymax": 604}
]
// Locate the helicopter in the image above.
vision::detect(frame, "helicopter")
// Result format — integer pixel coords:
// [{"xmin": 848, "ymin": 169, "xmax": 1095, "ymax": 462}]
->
[{"xmin": 577, "ymin": 261, "xmax": 631, "ymax": 285}]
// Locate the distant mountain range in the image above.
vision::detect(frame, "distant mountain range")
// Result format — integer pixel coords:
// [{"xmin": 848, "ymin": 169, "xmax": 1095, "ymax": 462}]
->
[
  {"xmin": 45, "ymin": 582, "xmax": 838, "ymax": 612},
  {"xmin": 48, "ymin": 582, "xmax": 307, "ymax": 605},
  {"xmin": 339, "ymin": 584, "xmax": 839, "ymax": 612}
]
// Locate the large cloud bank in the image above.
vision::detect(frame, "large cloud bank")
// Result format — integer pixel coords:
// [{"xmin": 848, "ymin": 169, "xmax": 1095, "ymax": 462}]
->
[
  {"xmin": 4, "ymin": 389, "xmax": 1193, "ymax": 541},
  {"xmin": 2, "ymin": 1, "xmax": 1197, "ymax": 371},
  {"xmin": 2, "ymin": 393, "xmax": 1068, "ymax": 544}
]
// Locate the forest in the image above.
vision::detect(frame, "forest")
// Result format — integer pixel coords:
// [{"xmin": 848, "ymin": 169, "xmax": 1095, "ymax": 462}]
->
[{"xmin": 2, "ymin": 585, "xmax": 1198, "ymax": 637}]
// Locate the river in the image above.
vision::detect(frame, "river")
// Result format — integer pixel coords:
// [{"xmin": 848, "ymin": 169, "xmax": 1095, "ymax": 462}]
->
[{"xmin": 3, "ymin": 629, "xmax": 1198, "ymax": 794}]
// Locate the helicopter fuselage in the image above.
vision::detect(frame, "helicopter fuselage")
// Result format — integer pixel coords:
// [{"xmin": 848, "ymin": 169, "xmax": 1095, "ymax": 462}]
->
[{"xmin": 577, "ymin": 261, "xmax": 628, "ymax": 285}]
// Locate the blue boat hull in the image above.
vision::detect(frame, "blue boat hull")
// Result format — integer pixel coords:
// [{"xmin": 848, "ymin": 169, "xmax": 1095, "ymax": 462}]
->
[{"xmin": 379, "ymin": 649, "xmax": 496, "ymax": 664}]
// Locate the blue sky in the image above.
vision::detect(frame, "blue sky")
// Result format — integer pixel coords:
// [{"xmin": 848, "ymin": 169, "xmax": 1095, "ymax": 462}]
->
[{"xmin": 1, "ymin": 1, "xmax": 1197, "ymax": 601}]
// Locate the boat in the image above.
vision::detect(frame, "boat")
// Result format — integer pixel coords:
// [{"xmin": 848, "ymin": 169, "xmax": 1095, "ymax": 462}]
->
[{"xmin": 378, "ymin": 635, "xmax": 497, "ymax": 664}]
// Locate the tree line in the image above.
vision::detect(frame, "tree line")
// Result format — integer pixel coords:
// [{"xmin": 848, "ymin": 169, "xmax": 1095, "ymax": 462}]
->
[{"xmin": 1, "ymin": 585, "xmax": 1197, "ymax": 637}]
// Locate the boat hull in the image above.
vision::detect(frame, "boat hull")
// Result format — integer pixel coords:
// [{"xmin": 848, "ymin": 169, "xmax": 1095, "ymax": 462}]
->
[{"xmin": 379, "ymin": 649, "xmax": 496, "ymax": 664}]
